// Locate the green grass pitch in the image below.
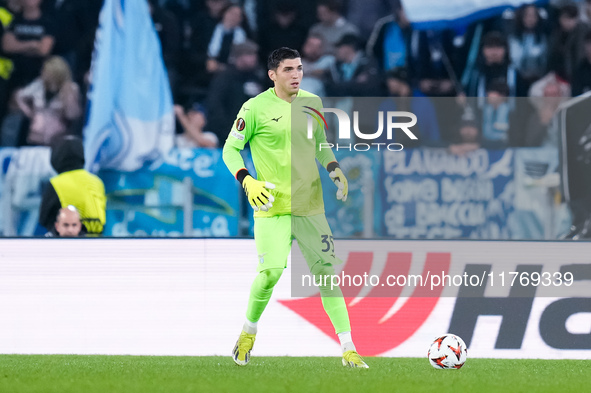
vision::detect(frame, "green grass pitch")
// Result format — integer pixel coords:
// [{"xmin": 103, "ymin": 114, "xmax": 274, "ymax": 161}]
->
[{"xmin": 0, "ymin": 355, "xmax": 587, "ymax": 393}]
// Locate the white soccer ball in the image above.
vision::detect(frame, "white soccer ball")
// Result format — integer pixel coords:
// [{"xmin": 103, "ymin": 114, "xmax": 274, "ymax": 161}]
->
[{"xmin": 427, "ymin": 334, "xmax": 467, "ymax": 369}]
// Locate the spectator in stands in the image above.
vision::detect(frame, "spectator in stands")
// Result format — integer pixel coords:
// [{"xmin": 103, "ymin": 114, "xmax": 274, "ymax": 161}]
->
[
  {"xmin": 572, "ymin": 30, "xmax": 591, "ymax": 96},
  {"xmin": 300, "ymin": 33, "xmax": 334, "ymax": 96},
  {"xmin": 346, "ymin": 0, "xmax": 392, "ymax": 42},
  {"xmin": 376, "ymin": 67, "xmax": 442, "ymax": 147},
  {"xmin": 509, "ymin": 4, "xmax": 548, "ymax": 88},
  {"xmin": 463, "ymin": 31, "xmax": 527, "ymax": 98},
  {"xmin": 189, "ymin": 0, "xmax": 229, "ymax": 41},
  {"xmin": 256, "ymin": 0, "xmax": 317, "ymax": 40},
  {"xmin": 411, "ymin": 30, "xmax": 458, "ymax": 97},
  {"xmin": 49, "ymin": 205, "xmax": 84, "ymax": 237},
  {"xmin": 2, "ymin": 0, "xmax": 55, "ymax": 90},
  {"xmin": 235, "ymin": 0, "xmax": 257, "ymax": 37},
  {"xmin": 174, "ymin": 102, "xmax": 218, "ymax": 148},
  {"xmin": 529, "ymin": 70, "xmax": 571, "ymax": 103},
  {"xmin": 525, "ymin": 72, "xmax": 571, "ymax": 147},
  {"xmin": 579, "ymin": 0, "xmax": 591, "ymax": 25},
  {"xmin": 548, "ymin": 3, "xmax": 589, "ymax": 82},
  {"xmin": 148, "ymin": 0, "xmax": 181, "ymax": 94},
  {"xmin": 522, "ymin": 81, "xmax": 562, "ymax": 147},
  {"xmin": 181, "ymin": 0, "xmax": 229, "ymax": 91},
  {"xmin": 324, "ymin": 34, "xmax": 381, "ymax": 97},
  {"xmin": 1, "ymin": 0, "xmax": 19, "ymax": 15},
  {"xmin": 0, "ymin": 0, "xmax": 18, "ymax": 144},
  {"xmin": 43, "ymin": 0, "xmax": 88, "ymax": 76},
  {"xmin": 479, "ymin": 79, "xmax": 516, "ymax": 148},
  {"xmin": 206, "ymin": 4, "xmax": 248, "ymax": 75},
  {"xmin": 15, "ymin": 55, "xmax": 81, "ymax": 146},
  {"xmin": 366, "ymin": 2, "xmax": 412, "ymax": 72},
  {"xmin": 258, "ymin": 1, "xmax": 307, "ymax": 60},
  {"xmin": 322, "ymin": 34, "xmax": 381, "ymax": 142},
  {"xmin": 64, "ymin": 0, "xmax": 101, "ymax": 88},
  {"xmin": 448, "ymin": 119, "xmax": 481, "ymax": 156},
  {"xmin": 39, "ymin": 135, "xmax": 106, "ymax": 236},
  {"xmin": 458, "ymin": 14, "xmax": 511, "ymax": 91},
  {"xmin": 206, "ymin": 40, "xmax": 266, "ymax": 143},
  {"xmin": 308, "ymin": 0, "xmax": 359, "ymax": 55}
]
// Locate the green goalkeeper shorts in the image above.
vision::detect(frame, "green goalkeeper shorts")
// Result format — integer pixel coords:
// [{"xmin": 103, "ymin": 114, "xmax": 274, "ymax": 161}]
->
[{"xmin": 253, "ymin": 214, "xmax": 342, "ymax": 273}]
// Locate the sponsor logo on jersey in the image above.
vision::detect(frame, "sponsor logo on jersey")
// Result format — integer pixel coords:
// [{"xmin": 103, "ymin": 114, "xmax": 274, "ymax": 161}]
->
[{"xmin": 231, "ymin": 130, "xmax": 245, "ymax": 141}]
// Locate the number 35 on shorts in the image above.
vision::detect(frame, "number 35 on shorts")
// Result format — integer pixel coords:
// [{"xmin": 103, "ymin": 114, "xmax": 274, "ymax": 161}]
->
[{"xmin": 321, "ymin": 235, "xmax": 334, "ymax": 253}]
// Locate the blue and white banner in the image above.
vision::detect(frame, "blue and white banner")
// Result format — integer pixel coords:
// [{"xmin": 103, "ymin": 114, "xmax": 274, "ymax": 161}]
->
[
  {"xmin": 99, "ymin": 148, "xmax": 240, "ymax": 237},
  {"xmin": 321, "ymin": 151, "xmax": 381, "ymax": 238},
  {"xmin": 380, "ymin": 149, "xmax": 515, "ymax": 239},
  {"xmin": 401, "ymin": 0, "xmax": 547, "ymax": 30},
  {"xmin": 84, "ymin": 0, "xmax": 174, "ymax": 172},
  {"xmin": 0, "ymin": 147, "xmax": 55, "ymax": 236}
]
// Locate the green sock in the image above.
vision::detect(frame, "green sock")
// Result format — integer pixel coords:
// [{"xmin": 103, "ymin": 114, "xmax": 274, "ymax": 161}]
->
[{"xmin": 245, "ymin": 268, "xmax": 283, "ymax": 324}]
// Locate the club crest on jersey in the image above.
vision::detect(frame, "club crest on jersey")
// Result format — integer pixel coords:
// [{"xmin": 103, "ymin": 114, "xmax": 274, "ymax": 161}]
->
[{"xmin": 236, "ymin": 118, "xmax": 246, "ymax": 131}]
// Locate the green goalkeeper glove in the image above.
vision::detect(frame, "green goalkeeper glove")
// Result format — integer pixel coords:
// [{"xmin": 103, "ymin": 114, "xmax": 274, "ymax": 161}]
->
[
  {"xmin": 329, "ymin": 166, "xmax": 348, "ymax": 202},
  {"xmin": 242, "ymin": 175, "xmax": 276, "ymax": 212}
]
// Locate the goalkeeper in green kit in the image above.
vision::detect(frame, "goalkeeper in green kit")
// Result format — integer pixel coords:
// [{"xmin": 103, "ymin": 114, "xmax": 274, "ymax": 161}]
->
[{"xmin": 222, "ymin": 47, "xmax": 368, "ymax": 368}]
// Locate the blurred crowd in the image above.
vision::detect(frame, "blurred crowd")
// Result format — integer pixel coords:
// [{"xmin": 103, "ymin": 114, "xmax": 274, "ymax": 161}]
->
[{"xmin": 0, "ymin": 0, "xmax": 590, "ymax": 153}]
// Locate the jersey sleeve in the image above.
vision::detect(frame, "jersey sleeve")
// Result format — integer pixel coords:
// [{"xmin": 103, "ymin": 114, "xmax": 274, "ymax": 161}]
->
[{"xmin": 222, "ymin": 100, "xmax": 255, "ymax": 178}]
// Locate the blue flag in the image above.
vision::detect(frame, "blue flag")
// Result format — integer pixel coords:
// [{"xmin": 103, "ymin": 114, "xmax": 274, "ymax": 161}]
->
[
  {"xmin": 84, "ymin": 0, "xmax": 174, "ymax": 172},
  {"xmin": 401, "ymin": 0, "xmax": 548, "ymax": 30}
]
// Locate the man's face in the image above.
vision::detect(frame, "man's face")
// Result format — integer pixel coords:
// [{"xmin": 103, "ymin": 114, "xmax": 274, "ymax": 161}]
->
[
  {"xmin": 386, "ymin": 78, "xmax": 410, "ymax": 97},
  {"xmin": 223, "ymin": 5, "xmax": 243, "ymax": 28},
  {"xmin": 559, "ymin": 15, "xmax": 578, "ymax": 32},
  {"xmin": 303, "ymin": 37, "xmax": 323, "ymax": 61},
  {"xmin": 522, "ymin": 6, "xmax": 539, "ymax": 30},
  {"xmin": 486, "ymin": 91, "xmax": 507, "ymax": 107},
  {"xmin": 317, "ymin": 5, "xmax": 335, "ymax": 24},
  {"xmin": 483, "ymin": 45, "xmax": 506, "ymax": 64},
  {"xmin": 276, "ymin": 11, "xmax": 296, "ymax": 28},
  {"xmin": 269, "ymin": 58, "xmax": 303, "ymax": 96},
  {"xmin": 55, "ymin": 210, "xmax": 82, "ymax": 237},
  {"xmin": 460, "ymin": 125, "xmax": 479, "ymax": 143},
  {"xmin": 336, "ymin": 45, "xmax": 355, "ymax": 62},
  {"xmin": 188, "ymin": 110, "xmax": 206, "ymax": 128},
  {"xmin": 543, "ymin": 83, "xmax": 561, "ymax": 98},
  {"xmin": 236, "ymin": 53, "xmax": 258, "ymax": 71},
  {"xmin": 206, "ymin": 0, "xmax": 227, "ymax": 17}
]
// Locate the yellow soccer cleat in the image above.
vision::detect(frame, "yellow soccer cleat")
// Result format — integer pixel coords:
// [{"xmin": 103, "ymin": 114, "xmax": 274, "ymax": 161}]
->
[
  {"xmin": 232, "ymin": 331, "xmax": 256, "ymax": 366},
  {"xmin": 342, "ymin": 350, "xmax": 369, "ymax": 368}
]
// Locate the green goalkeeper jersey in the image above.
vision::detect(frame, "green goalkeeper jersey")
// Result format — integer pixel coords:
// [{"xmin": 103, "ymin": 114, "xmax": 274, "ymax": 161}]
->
[{"xmin": 223, "ymin": 88, "xmax": 337, "ymax": 218}]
